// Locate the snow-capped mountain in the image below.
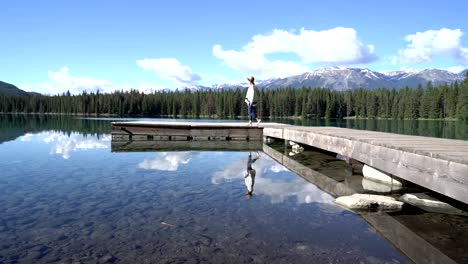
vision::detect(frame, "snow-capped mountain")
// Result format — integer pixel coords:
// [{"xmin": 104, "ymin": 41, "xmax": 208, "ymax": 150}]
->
[
  {"xmin": 208, "ymin": 83, "xmax": 244, "ymax": 89},
  {"xmin": 382, "ymin": 69, "xmax": 465, "ymax": 89},
  {"xmin": 459, "ymin": 69, "xmax": 468, "ymax": 78},
  {"xmin": 207, "ymin": 67, "xmax": 466, "ymax": 91},
  {"xmin": 258, "ymin": 67, "xmax": 391, "ymax": 91}
]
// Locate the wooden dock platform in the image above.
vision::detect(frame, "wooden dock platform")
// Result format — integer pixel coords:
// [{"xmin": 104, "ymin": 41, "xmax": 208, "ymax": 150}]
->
[
  {"xmin": 112, "ymin": 121, "xmax": 263, "ymax": 141},
  {"xmin": 111, "ymin": 121, "xmax": 468, "ymax": 204}
]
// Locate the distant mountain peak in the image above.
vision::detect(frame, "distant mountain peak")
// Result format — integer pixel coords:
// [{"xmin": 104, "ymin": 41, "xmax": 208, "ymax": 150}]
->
[
  {"xmin": 254, "ymin": 67, "xmax": 466, "ymax": 90},
  {"xmin": 198, "ymin": 67, "xmax": 465, "ymax": 91}
]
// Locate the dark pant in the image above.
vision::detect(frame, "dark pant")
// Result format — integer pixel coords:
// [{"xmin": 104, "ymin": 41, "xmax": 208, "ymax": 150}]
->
[{"xmin": 248, "ymin": 103, "xmax": 257, "ymax": 121}]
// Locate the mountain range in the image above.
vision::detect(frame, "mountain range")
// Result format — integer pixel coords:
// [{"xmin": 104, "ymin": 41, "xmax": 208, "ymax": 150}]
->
[
  {"xmin": 261, "ymin": 67, "xmax": 467, "ymax": 90},
  {"xmin": 209, "ymin": 67, "xmax": 467, "ymax": 91},
  {"xmin": 1, "ymin": 68, "xmax": 467, "ymax": 96}
]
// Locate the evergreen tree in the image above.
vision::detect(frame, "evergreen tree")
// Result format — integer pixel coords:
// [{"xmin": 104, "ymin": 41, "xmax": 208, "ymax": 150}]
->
[
  {"xmin": 0, "ymin": 81, "xmax": 465, "ymax": 121},
  {"xmin": 448, "ymin": 82, "xmax": 459, "ymax": 118},
  {"xmin": 457, "ymin": 72, "xmax": 468, "ymax": 121}
]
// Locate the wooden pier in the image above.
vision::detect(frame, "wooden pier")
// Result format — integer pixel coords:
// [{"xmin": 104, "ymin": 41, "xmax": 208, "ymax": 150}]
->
[
  {"xmin": 112, "ymin": 121, "xmax": 263, "ymax": 141},
  {"xmin": 111, "ymin": 121, "xmax": 468, "ymax": 204}
]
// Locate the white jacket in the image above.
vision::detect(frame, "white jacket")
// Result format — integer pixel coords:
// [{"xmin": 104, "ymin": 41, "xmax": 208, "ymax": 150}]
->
[{"xmin": 245, "ymin": 84, "xmax": 256, "ymax": 105}]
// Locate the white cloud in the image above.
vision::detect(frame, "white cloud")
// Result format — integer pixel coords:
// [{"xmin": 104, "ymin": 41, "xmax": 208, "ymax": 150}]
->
[
  {"xmin": 137, "ymin": 58, "xmax": 201, "ymax": 86},
  {"xmin": 198, "ymin": 73, "xmax": 239, "ymax": 87},
  {"xmin": 22, "ymin": 67, "xmax": 166, "ymax": 95},
  {"xmin": 399, "ymin": 28, "xmax": 468, "ymax": 64},
  {"xmin": 213, "ymin": 27, "xmax": 377, "ymax": 79},
  {"xmin": 444, "ymin": 65, "xmax": 467, "ymax": 73},
  {"xmin": 44, "ymin": 66, "xmax": 114, "ymax": 94},
  {"xmin": 138, "ymin": 152, "xmax": 192, "ymax": 171}
]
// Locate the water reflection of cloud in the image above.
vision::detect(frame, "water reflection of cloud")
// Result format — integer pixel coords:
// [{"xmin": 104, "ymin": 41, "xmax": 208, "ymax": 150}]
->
[
  {"xmin": 19, "ymin": 133, "xmax": 34, "ymax": 142},
  {"xmin": 255, "ymin": 177, "xmax": 334, "ymax": 204},
  {"xmin": 211, "ymin": 159, "xmax": 245, "ymax": 184},
  {"xmin": 18, "ymin": 131, "xmax": 110, "ymax": 159},
  {"xmin": 211, "ymin": 154, "xmax": 334, "ymax": 204},
  {"xmin": 48, "ymin": 133, "xmax": 110, "ymax": 159},
  {"xmin": 138, "ymin": 152, "xmax": 191, "ymax": 171},
  {"xmin": 269, "ymin": 163, "xmax": 288, "ymax": 173}
]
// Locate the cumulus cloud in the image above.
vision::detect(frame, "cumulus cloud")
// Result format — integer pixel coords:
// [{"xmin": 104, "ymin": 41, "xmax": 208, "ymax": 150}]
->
[
  {"xmin": 399, "ymin": 28, "xmax": 468, "ymax": 64},
  {"xmin": 444, "ymin": 65, "xmax": 467, "ymax": 73},
  {"xmin": 138, "ymin": 152, "xmax": 192, "ymax": 171},
  {"xmin": 213, "ymin": 27, "xmax": 377, "ymax": 79},
  {"xmin": 21, "ymin": 67, "xmax": 166, "ymax": 95},
  {"xmin": 198, "ymin": 73, "xmax": 239, "ymax": 87},
  {"xmin": 137, "ymin": 58, "xmax": 201, "ymax": 86},
  {"xmin": 45, "ymin": 67, "xmax": 114, "ymax": 94}
]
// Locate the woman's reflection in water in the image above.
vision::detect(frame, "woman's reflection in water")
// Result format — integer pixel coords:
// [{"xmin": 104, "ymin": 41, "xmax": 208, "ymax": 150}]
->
[{"xmin": 244, "ymin": 151, "xmax": 260, "ymax": 198}]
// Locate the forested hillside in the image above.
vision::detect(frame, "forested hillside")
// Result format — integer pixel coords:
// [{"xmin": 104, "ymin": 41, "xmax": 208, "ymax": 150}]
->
[{"xmin": 0, "ymin": 81, "xmax": 28, "ymax": 96}]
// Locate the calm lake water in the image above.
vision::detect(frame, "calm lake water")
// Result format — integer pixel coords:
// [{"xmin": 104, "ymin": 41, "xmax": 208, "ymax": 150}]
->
[
  {"xmin": 269, "ymin": 118, "xmax": 468, "ymax": 140},
  {"xmin": 0, "ymin": 114, "xmax": 467, "ymax": 263}
]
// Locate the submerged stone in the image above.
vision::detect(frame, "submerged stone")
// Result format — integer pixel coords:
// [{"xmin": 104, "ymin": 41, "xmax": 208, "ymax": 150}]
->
[
  {"xmin": 362, "ymin": 178, "xmax": 403, "ymax": 193},
  {"xmin": 292, "ymin": 144, "xmax": 304, "ymax": 153},
  {"xmin": 399, "ymin": 193, "xmax": 468, "ymax": 216},
  {"xmin": 362, "ymin": 165, "xmax": 402, "ymax": 186},
  {"xmin": 335, "ymin": 193, "xmax": 403, "ymax": 211}
]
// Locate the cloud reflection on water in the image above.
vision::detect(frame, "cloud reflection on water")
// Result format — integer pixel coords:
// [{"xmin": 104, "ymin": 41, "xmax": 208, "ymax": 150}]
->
[
  {"xmin": 19, "ymin": 133, "xmax": 34, "ymax": 142},
  {"xmin": 48, "ymin": 134, "xmax": 110, "ymax": 159},
  {"xmin": 138, "ymin": 152, "xmax": 192, "ymax": 171},
  {"xmin": 19, "ymin": 131, "xmax": 111, "ymax": 159}
]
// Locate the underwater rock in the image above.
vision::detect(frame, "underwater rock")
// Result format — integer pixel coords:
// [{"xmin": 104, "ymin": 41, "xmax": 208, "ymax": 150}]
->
[
  {"xmin": 335, "ymin": 193, "xmax": 403, "ymax": 211},
  {"xmin": 399, "ymin": 193, "xmax": 468, "ymax": 216},
  {"xmin": 362, "ymin": 165, "xmax": 402, "ymax": 186},
  {"xmin": 292, "ymin": 144, "xmax": 304, "ymax": 154},
  {"xmin": 362, "ymin": 178, "xmax": 403, "ymax": 193}
]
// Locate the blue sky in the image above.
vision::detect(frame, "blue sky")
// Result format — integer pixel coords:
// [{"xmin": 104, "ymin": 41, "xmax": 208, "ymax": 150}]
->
[{"xmin": 1, "ymin": 0, "xmax": 467, "ymax": 94}]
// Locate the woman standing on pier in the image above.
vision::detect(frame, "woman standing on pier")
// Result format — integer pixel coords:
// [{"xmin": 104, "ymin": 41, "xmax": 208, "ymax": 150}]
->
[{"xmin": 245, "ymin": 76, "xmax": 261, "ymax": 126}]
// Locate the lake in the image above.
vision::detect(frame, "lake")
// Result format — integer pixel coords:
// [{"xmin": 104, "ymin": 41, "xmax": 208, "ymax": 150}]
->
[
  {"xmin": 269, "ymin": 118, "xmax": 468, "ymax": 140},
  {"xmin": 0, "ymin": 114, "xmax": 467, "ymax": 263}
]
